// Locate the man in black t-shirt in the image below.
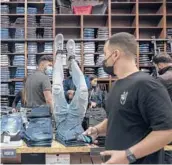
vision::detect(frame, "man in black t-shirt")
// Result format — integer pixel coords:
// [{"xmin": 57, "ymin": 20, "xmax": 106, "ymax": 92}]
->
[{"xmin": 83, "ymin": 32, "xmax": 172, "ymax": 164}]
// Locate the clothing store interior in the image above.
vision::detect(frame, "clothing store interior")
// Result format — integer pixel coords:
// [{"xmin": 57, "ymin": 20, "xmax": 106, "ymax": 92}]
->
[{"xmin": 1, "ymin": 0, "xmax": 172, "ymax": 164}]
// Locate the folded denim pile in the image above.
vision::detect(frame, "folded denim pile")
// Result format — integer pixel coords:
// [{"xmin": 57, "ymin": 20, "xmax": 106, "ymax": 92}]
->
[
  {"xmin": 1, "ymin": 43, "xmax": 9, "ymax": 53},
  {"xmin": 44, "ymin": 28, "xmax": 53, "ymax": 38},
  {"xmin": 96, "ymin": 54, "xmax": 104, "ymax": 66},
  {"xmin": 84, "ymin": 68, "xmax": 96, "ymax": 76},
  {"xmin": 44, "ymin": 42, "xmax": 53, "ymax": 53},
  {"xmin": 1, "ymin": 28, "xmax": 9, "ymax": 39},
  {"xmin": 27, "ymin": 28, "xmax": 36, "ymax": 39},
  {"xmin": 1, "ymin": 5, "xmax": 9, "ymax": 14},
  {"xmin": 40, "ymin": 16, "xmax": 53, "ymax": 27},
  {"xmin": 75, "ymin": 43, "xmax": 81, "ymax": 64},
  {"xmin": 139, "ymin": 43, "xmax": 150, "ymax": 53},
  {"xmin": 11, "ymin": 17, "xmax": 24, "ymax": 27},
  {"xmin": 21, "ymin": 106, "xmax": 53, "ymax": 147},
  {"xmin": 1, "ymin": 55, "xmax": 9, "ymax": 66},
  {"xmin": 44, "ymin": 3, "xmax": 53, "ymax": 14},
  {"xmin": 1, "ymin": 84, "xmax": 9, "ymax": 95},
  {"xmin": 97, "ymin": 28, "xmax": 109, "ymax": 39},
  {"xmin": 84, "ymin": 42, "xmax": 95, "ymax": 66},
  {"xmin": 15, "ymin": 43, "xmax": 24, "ymax": 53},
  {"xmin": 1, "ymin": 16, "xmax": 10, "ymax": 27},
  {"xmin": 1, "ymin": 98, "xmax": 9, "ymax": 110},
  {"xmin": 15, "ymin": 28, "xmax": 24, "ymax": 39},
  {"xmin": 1, "ymin": 67, "xmax": 10, "ymax": 82},
  {"xmin": 167, "ymin": 28, "xmax": 172, "ymax": 37},
  {"xmin": 13, "ymin": 55, "xmax": 25, "ymax": 66},
  {"xmin": 15, "ymin": 67, "xmax": 25, "ymax": 78},
  {"xmin": 15, "ymin": 82, "xmax": 23, "ymax": 95},
  {"xmin": 27, "ymin": 54, "xmax": 37, "ymax": 75},
  {"xmin": 28, "ymin": 7, "xmax": 37, "ymax": 14},
  {"xmin": 98, "ymin": 67, "xmax": 109, "ymax": 78},
  {"xmin": 16, "ymin": 7, "xmax": 25, "ymax": 14},
  {"xmin": 84, "ymin": 28, "xmax": 95, "ymax": 39},
  {"xmin": 139, "ymin": 54, "xmax": 151, "ymax": 66},
  {"xmin": 28, "ymin": 42, "xmax": 37, "ymax": 53},
  {"xmin": 27, "ymin": 16, "xmax": 37, "ymax": 27},
  {"xmin": 157, "ymin": 42, "xmax": 164, "ymax": 52}
]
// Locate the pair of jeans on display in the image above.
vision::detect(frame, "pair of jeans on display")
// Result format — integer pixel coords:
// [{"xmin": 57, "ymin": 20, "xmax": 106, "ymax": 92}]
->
[
  {"xmin": 40, "ymin": 16, "xmax": 53, "ymax": 27},
  {"xmin": 84, "ymin": 42, "xmax": 95, "ymax": 66},
  {"xmin": 44, "ymin": 3, "xmax": 53, "ymax": 14},
  {"xmin": 16, "ymin": 7, "xmax": 25, "ymax": 14},
  {"xmin": 97, "ymin": 28, "xmax": 109, "ymax": 39},
  {"xmin": 1, "ymin": 84, "xmax": 9, "ymax": 95},
  {"xmin": 1, "ymin": 54, "xmax": 9, "ymax": 66},
  {"xmin": 28, "ymin": 7, "xmax": 37, "ymax": 14},
  {"xmin": 13, "ymin": 55, "xmax": 25, "ymax": 66},
  {"xmin": 1, "ymin": 5, "xmax": 9, "ymax": 14},
  {"xmin": 1, "ymin": 16, "xmax": 9, "ymax": 26},
  {"xmin": 84, "ymin": 28, "xmax": 95, "ymax": 39},
  {"xmin": 44, "ymin": 28, "xmax": 53, "ymax": 38},
  {"xmin": 27, "ymin": 16, "xmax": 37, "ymax": 28},
  {"xmin": 15, "ymin": 28, "xmax": 24, "ymax": 39},
  {"xmin": 12, "ymin": 17, "xmax": 24, "ymax": 27},
  {"xmin": 1, "ymin": 67, "xmax": 10, "ymax": 82},
  {"xmin": 1, "ymin": 28, "xmax": 9, "ymax": 39},
  {"xmin": 21, "ymin": 106, "xmax": 53, "ymax": 147},
  {"xmin": 15, "ymin": 67, "xmax": 25, "ymax": 78},
  {"xmin": 44, "ymin": 42, "xmax": 53, "ymax": 53},
  {"xmin": 28, "ymin": 42, "xmax": 37, "ymax": 53},
  {"xmin": 53, "ymin": 54, "xmax": 88, "ymax": 146},
  {"xmin": 15, "ymin": 43, "xmax": 24, "ymax": 53}
]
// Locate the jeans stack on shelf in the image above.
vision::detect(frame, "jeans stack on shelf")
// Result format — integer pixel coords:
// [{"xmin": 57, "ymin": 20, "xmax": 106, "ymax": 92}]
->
[
  {"xmin": 13, "ymin": 55, "xmax": 25, "ymax": 66},
  {"xmin": 27, "ymin": 54, "xmax": 37, "ymax": 76},
  {"xmin": 84, "ymin": 68, "xmax": 96, "ymax": 76},
  {"xmin": 1, "ymin": 28, "xmax": 9, "ymax": 39},
  {"xmin": 16, "ymin": 7, "xmax": 25, "ymax": 14},
  {"xmin": 15, "ymin": 82, "xmax": 23, "ymax": 95},
  {"xmin": 1, "ymin": 67, "xmax": 10, "ymax": 82},
  {"xmin": 1, "ymin": 43, "xmax": 9, "ymax": 53},
  {"xmin": 1, "ymin": 84, "xmax": 9, "ymax": 96},
  {"xmin": 12, "ymin": 17, "xmax": 25, "ymax": 27},
  {"xmin": 28, "ymin": 7, "xmax": 37, "ymax": 14},
  {"xmin": 84, "ymin": 28, "xmax": 95, "ymax": 39},
  {"xmin": 44, "ymin": 42, "xmax": 53, "ymax": 53},
  {"xmin": 0, "ymin": 55, "xmax": 9, "ymax": 66},
  {"xmin": 84, "ymin": 42, "xmax": 95, "ymax": 66},
  {"xmin": 15, "ymin": 43, "xmax": 24, "ymax": 53},
  {"xmin": 15, "ymin": 28, "xmax": 24, "ymax": 39},
  {"xmin": 44, "ymin": 28, "xmax": 53, "ymax": 38},
  {"xmin": 139, "ymin": 43, "xmax": 150, "ymax": 54},
  {"xmin": 15, "ymin": 67, "xmax": 25, "ymax": 79},
  {"xmin": 27, "ymin": 28, "xmax": 36, "ymax": 39},
  {"xmin": 44, "ymin": 3, "xmax": 53, "ymax": 14},
  {"xmin": 75, "ymin": 43, "xmax": 81, "ymax": 64},
  {"xmin": 98, "ymin": 67, "xmax": 108, "ymax": 78},
  {"xmin": 1, "ymin": 5, "xmax": 9, "ymax": 14},
  {"xmin": 28, "ymin": 42, "xmax": 37, "ymax": 54},
  {"xmin": 139, "ymin": 54, "xmax": 151, "ymax": 66},
  {"xmin": 167, "ymin": 28, "xmax": 172, "ymax": 38},
  {"xmin": 97, "ymin": 28, "xmax": 109, "ymax": 39},
  {"xmin": 40, "ymin": 16, "xmax": 53, "ymax": 27},
  {"xmin": 96, "ymin": 54, "xmax": 104, "ymax": 66},
  {"xmin": 27, "ymin": 16, "xmax": 37, "ymax": 27},
  {"xmin": 1, "ymin": 16, "xmax": 10, "ymax": 27},
  {"xmin": 157, "ymin": 42, "xmax": 164, "ymax": 53},
  {"xmin": 1, "ymin": 98, "xmax": 9, "ymax": 112}
]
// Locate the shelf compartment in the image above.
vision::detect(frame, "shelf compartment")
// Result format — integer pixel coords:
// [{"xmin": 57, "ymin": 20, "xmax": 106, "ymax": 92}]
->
[
  {"xmin": 167, "ymin": 16, "xmax": 172, "ymax": 28},
  {"xmin": 111, "ymin": 2, "xmax": 136, "ymax": 14},
  {"xmin": 139, "ymin": 2, "xmax": 163, "ymax": 14},
  {"xmin": 111, "ymin": 27, "xmax": 136, "ymax": 36},
  {"xmin": 167, "ymin": 2, "xmax": 172, "ymax": 14},
  {"xmin": 83, "ymin": 15, "xmax": 108, "ymax": 27},
  {"xmin": 139, "ymin": 15, "xmax": 163, "ymax": 28},
  {"xmin": 56, "ymin": 15, "xmax": 80, "ymax": 27},
  {"xmin": 111, "ymin": 15, "xmax": 136, "ymax": 27}
]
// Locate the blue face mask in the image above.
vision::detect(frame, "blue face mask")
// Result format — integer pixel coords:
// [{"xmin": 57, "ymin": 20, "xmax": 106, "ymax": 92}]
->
[{"xmin": 45, "ymin": 66, "xmax": 53, "ymax": 76}]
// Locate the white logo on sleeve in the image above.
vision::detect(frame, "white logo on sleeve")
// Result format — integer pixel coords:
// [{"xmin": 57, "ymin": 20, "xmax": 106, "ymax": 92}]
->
[{"xmin": 120, "ymin": 91, "xmax": 128, "ymax": 105}]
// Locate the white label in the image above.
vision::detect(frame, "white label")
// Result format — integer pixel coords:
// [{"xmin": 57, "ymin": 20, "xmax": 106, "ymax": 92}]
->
[
  {"xmin": 46, "ymin": 154, "xmax": 70, "ymax": 164},
  {"xmin": 27, "ymin": 66, "xmax": 37, "ymax": 69},
  {"xmin": 3, "ymin": 136, "xmax": 11, "ymax": 143}
]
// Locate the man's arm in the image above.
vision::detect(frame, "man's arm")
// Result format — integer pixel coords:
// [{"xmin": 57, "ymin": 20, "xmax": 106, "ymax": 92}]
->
[
  {"xmin": 43, "ymin": 90, "xmax": 53, "ymax": 113},
  {"xmin": 12, "ymin": 91, "xmax": 22, "ymax": 111}
]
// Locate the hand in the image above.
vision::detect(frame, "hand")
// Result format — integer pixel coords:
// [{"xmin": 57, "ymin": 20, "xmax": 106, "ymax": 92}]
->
[
  {"xmin": 67, "ymin": 90, "xmax": 75, "ymax": 99},
  {"xmin": 90, "ymin": 102, "xmax": 97, "ymax": 108},
  {"xmin": 83, "ymin": 127, "xmax": 99, "ymax": 143},
  {"xmin": 12, "ymin": 108, "xmax": 17, "ymax": 113},
  {"xmin": 100, "ymin": 150, "xmax": 129, "ymax": 164}
]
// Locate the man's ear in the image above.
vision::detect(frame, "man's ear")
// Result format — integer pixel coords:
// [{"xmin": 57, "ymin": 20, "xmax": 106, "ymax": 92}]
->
[{"xmin": 111, "ymin": 49, "xmax": 120, "ymax": 62}]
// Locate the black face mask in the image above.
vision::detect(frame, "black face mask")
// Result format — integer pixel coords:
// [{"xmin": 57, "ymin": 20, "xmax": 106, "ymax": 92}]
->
[{"xmin": 102, "ymin": 54, "xmax": 116, "ymax": 76}]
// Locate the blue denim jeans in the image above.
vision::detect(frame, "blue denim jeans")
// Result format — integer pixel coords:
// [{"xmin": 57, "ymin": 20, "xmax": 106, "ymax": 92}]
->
[{"xmin": 53, "ymin": 54, "xmax": 88, "ymax": 145}]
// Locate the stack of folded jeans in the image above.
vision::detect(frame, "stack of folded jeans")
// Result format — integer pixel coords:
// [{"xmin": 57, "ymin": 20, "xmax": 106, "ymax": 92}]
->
[
  {"xmin": 139, "ymin": 43, "xmax": 150, "ymax": 53},
  {"xmin": 15, "ymin": 67, "xmax": 25, "ymax": 78},
  {"xmin": 167, "ymin": 28, "xmax": 172, "ymax": 38},
  {"xmin": 28, "ymin": 7, "xmax": 37, "ymax": 14},
  {"xmin": 1, "ymin": 67, "xmax": 10, "ymax": 82},
  {"xmin": 15, "ymin": 43, "xmax": 24, "ymax": 53},
  {"xmin": 44, "ymin": 28, "xmax": 53, "ymax": 38},
  {"xmin": 84, "ymin": 42, "xmax": 95, "ymax": 66},
  {"xmin": 84, "ymin": 28, "xmax": 95, "ymax": 39},
  {"xmin": 28, "ymin": 42, "xmax": 37, "ymax": 53},
  {"xmin": 97, "ymin": 28, "xmax": 109, "ymax": 39},
  {"xmin": 40, "ymin": 16, "xmax": 53, "ymax": 27},
  {"xmin": 27, "ymin": 16, "xmax": 37, "ymax": 27},
  {"xmin": 84, "ymin": 68, "xmax": 96, "ymax": 76},
  {"xmin": 1, "ymin": 16, "xmax": 10, "ymax": 27},
  {"xmin": 15, "ymin": 82, "xmax": 23, "ymax": 95},
  {"xmin": 96, "ymin": 54, "xmax": 104, "ymax": 66},
  {"xmin": 13, "ymin": 55, "xmax": 25, "ymax": 66},
  {"xmin": 27, "ymin": 28, "xmax": 36, "ymax": 38},
  {"xmin": 21, "ymin": 106, "xmax": 53, "ymax": 147},
  {"xmin": 44, "ymin": 42, "xmax": 53, "ymax": 53},
  {"xmin": 15, "ymin": 28, "xmax": 24, "ymax": 39},
  {"xmin": 1, "ymin": 28, "xmax": 9, "ymax": 39},
  {"xmin": 44, "ymin": 3, "xmax": 53, "ymax": 14},
  {"xmin": 75, "ymin": 43, "xmax": 81, "ymax": 64},
  {"xmin": 1, "ymin": 84, "xmax": 9, "ymax": 95},
  {"xmin": 0, "ymin": 55, "xmax": 9, "ymax": 66},
  {"xmin": 16, "ymin": 7, "xmax": 25, "ymax": 14},
  {"xmin": 1, "ymin": 5, "xmax": 9, "ymax": 14},
  {"xmin": 139, "ymin": 54, "xmax": 151, "ymax": 66},
  {"xmin": 1, "ymin": 98, "xmax": 9, "ymax": 109},
  {"xmin": 12, "ymin": 17, "xmax": 24, "ymax": 27},
  {"xmin": 27, "ymin": 54, "xmax": 37, "ymax": 76},
  {"xmin": 97, "ymin": 43, "xmax": 104, "ymax": 53},
  {"xmin": 98, "ymin": 67, "xmax": 109, "ymax": 78},
  {"xmin": 157, "ymin": 42, "xmax": 164, "ymax": 52},
  {"xmin": 1, "ymin": 43, "xmax": 9, "ymax": 53}
]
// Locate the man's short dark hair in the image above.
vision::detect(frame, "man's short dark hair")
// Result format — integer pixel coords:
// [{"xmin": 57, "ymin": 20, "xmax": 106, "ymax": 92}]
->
[
  {"xmin": 38, "ymin": 55, "xmax": 53, "ymax": 65},
  {"xmin": 108, "ymin": 32, "xmax": 137, "ymax": 56},
  {"xmin": 153, "ymin": 54, "xmax": 172, "ymax": 64},
  {"xmin": 89, "ymin": 74, "xmax": 97, "ymax": 81}
]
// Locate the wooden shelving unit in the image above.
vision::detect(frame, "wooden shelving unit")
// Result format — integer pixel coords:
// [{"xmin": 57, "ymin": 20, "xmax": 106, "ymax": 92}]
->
[{"xmin": 1, "ymin": 0, "xmax": 172, "ymax": 106}]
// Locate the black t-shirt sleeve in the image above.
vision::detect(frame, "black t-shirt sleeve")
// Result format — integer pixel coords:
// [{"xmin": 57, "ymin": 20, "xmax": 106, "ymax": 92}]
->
[{"xmin": 138, "ymin": 80, "xmax": 172, "ymax": 131}]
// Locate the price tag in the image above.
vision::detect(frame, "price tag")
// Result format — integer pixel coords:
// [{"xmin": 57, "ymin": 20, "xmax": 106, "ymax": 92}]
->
[
  {"xmin": 2, "ymin": 149, "xmax": 16, "ymax": 158},
  {"xmin": 3, "ymin": 135, "xmax": 11, "ymax": 143}
]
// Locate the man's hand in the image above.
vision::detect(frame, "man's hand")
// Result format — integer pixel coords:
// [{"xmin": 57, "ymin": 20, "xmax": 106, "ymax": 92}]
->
[
  {"xmin": 67, "ymin": 90, "xmax": 75, "ymax": 100},
  {"xmin": 101, "ymin": 150, "xmax": 129, "ymax": 164},
  {"xmin": 90, "ymin": 102, "xmax": 97, "ymax": 108},
  {"xmin": 83, "ymin": 127, "xmax": 99, "ymax": 143}
]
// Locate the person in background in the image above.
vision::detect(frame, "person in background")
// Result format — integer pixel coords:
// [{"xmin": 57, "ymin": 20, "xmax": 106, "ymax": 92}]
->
[
  {"xmin": 25, "ymin": 55, "xmax": 53, "ymax": 112},
  {"xmin": 63, "ymin": 61, "xmax": 91, "ymax": 103},
  {"xmin": 83, "ymin": 32, "xmax": 172, "ymax": 164},
  {"xmin": 153, "ymin": 54, "xmax": 172, "ymax": 101}
]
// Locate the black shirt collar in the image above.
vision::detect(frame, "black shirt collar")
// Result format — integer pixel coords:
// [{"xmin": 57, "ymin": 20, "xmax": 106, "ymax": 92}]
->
[{"xmin": 158, "ymin": 66, "xmax": 172, "ymax": 75}]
